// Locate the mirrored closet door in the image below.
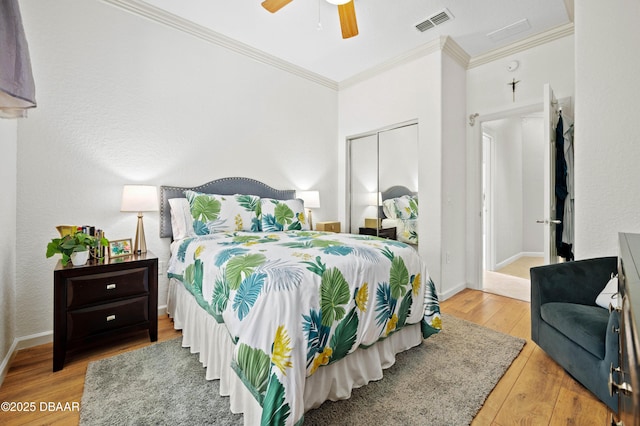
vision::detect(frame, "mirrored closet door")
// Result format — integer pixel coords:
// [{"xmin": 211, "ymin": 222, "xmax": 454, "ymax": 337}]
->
[{"xmin": 347, "ymin": 121, "xmax": 418, "ymax": 245}]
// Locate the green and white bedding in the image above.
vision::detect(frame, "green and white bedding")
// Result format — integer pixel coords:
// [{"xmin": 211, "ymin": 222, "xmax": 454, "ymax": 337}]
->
[
  {"xmin": 168, "ymin": 230, "xmax": 441, "ymax": 426},
  {"xmin": 382, "ymin": 195, "xmax": 419, "ymax": 245}
]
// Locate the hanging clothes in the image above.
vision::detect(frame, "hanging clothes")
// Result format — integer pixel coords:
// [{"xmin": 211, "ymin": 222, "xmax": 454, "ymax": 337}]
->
[
  {"xmin": 562, "ymin": 121, "xmax": 575, "ymax": 251},
  {"xmin": 555, "ymin": 111, "xmax": 573, "ymax": 261}
]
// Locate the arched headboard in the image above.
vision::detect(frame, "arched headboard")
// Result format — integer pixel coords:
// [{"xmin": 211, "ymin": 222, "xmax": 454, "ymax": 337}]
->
[{"xmin": 159, "ymin": 177, "xmax": 296, "ymax": 238}]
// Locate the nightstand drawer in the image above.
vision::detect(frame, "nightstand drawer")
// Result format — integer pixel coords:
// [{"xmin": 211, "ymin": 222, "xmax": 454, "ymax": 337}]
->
[
  {"xmin": 67, "ymin": 268, "xmax": 149, "ymax": 308},
  {"xmin": 67, "ymin": 296, "xmax": 149, "ymax": 341}
]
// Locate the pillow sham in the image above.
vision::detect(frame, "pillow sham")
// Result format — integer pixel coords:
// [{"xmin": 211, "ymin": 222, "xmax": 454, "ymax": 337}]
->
[
  {"xmin": 595, "ymin": 274, "xmax": 620, "ymax": 309},
  {"xmin": 168, "ymin": 197, "xmax": 194, "ymax": 240},
  {"xmin": 184, "ymin": 191, "xmax": 261, "ymax": 235},
  {"xmin": 260, "ymin": 198, "xmax": 309, "ymax": 232},
  {"xmin": 383, "ymin": 195, "xmax": 418, "ymax": 220}
]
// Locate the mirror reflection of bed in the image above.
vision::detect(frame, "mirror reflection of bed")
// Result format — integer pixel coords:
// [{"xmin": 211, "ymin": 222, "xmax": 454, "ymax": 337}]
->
[
  {"xmin": 347, "ymin": 121, "xmax": 419, "ymax": 246},
  {"xmin": 380, "ymin": 185, "xmax": 418, "ymax": 246}
]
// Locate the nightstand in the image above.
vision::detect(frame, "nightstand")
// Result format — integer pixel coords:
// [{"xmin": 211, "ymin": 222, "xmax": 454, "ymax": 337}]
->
[
  {"xmin": 316, "ymin": 221, "xmax": 341, "ymax": 233},
  {"xmin": 359, "ymin": 227, "xmax": 397, "ymax": 240},
  {"xmin": 53, "ymin": 252, "xmax": 158, "ymax": 371}
]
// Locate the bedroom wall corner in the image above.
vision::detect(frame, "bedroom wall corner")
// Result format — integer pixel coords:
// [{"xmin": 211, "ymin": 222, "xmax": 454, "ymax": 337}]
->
[{"xmin": 0, "ymin": 118, "xmax": 18, "ymax": 384}]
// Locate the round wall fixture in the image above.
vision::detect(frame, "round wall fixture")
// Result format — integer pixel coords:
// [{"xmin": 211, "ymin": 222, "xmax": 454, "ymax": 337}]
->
[{"xmin": 507, "ymin": 60, "xmax": 519, "ymax": 72}]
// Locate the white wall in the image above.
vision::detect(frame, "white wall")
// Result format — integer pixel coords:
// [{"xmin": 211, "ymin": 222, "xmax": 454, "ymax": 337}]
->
[
  {"xmin": 574, "ymin": 1, "xmax": 640, "ymax": 258},
  {"xmin": 0, "ymin": 119, "xmax": 17, "ymax": 380},
  {"xmin": 15, "ymin": 0, "xmax": 338, "ymax": 341},
  {"xmin": 486, "ymin": 118, "xmax": 524, "ymax": 264},
  {"xmin": 440, "ymin": 52, "xmax": 467, "ymax": 296}
]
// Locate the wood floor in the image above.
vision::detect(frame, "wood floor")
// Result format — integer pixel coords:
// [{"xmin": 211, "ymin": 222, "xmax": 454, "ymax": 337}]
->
[{"xmin": 0, "ymin": 289, "xmax": 611, "ymax": 425}]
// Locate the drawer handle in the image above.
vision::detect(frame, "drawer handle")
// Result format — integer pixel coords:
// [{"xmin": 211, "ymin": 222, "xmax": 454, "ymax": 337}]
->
[
  {"xmin": 106, "ymin": 315, "xmax": 116, "ymax": 322},
  {"xmin": 106, "ymin": 283, "xmax": 116, "ymax": 290}
]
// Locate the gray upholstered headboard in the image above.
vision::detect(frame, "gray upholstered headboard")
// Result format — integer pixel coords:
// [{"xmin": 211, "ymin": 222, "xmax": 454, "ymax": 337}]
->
[
  {"xmin": 379, "ymin": 185, "xmax": 417, "ymax": 218},
  {"xmin": 159, "ymin": 177, "xmax": 296, "ymax": 238}
]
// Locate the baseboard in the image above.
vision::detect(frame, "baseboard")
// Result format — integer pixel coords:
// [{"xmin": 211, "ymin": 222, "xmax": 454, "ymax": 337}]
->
[
  {"xmin": 0, "ymin": 304, "xmax": 170, "ymax": 385},
  {"xmin": 439, "ymin": 281, "xmax": 467, "ymax": 301},
  {"xmin": 0, "ymin": 339, "xmax": 18, "ymax": 387}
]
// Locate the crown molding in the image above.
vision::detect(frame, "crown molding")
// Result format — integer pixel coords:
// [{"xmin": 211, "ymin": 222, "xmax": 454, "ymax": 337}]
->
[
  {"xmin": 338, "ymin": 36, "xmax": 470, "ymax": 90},
  {"xmin": 101, "ymin": 0, "xmax": 339, "ymax": 90},
  {"xmin": 441, "ymin": 36, "xmax": 471, "ymax": 69},
  {"xmin": 468, "ymin": 22, "xmax": 574, "ymax": 69}
]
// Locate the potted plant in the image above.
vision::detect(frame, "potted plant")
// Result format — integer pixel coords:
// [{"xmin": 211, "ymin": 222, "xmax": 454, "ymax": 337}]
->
[{"xmin": 46, "ymin": 231, "xmax": 109, "ymax": 267}]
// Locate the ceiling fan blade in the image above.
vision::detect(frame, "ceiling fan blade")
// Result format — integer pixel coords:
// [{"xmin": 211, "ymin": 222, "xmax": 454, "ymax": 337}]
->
[
  {"xmin": 261, "ymin": 0, "xmax": 293, "ymax": 13},
  {"xmin": 338, "ymin": 1, "xmax": 358, "ymax": 39}
]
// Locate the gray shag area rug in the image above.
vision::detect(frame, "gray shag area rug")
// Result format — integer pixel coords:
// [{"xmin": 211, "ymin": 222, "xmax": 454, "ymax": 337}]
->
[{"xmin": 80, "ymin": 314, "xmax": 525, "ymax": 425}]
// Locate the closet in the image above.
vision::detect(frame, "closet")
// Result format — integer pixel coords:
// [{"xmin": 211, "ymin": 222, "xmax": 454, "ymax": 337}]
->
[{"xmin": 347, "ymin": 121, "xmax": 418, "ymax": 240}]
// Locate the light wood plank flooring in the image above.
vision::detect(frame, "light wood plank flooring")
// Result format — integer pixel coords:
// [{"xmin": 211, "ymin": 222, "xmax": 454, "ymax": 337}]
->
[{"xmin": 0, "ymin": 290, "xmax": 611, "ymax": 425}]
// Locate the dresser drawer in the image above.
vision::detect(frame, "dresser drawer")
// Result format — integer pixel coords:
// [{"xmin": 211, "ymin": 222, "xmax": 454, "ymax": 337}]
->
[
  {"xmin": 67, "ymin": 267, "xmax": 148, "ymax": 308},
  {"xmin": 67, "ymin": 296, "xmax": 149, "ymax": 341}
]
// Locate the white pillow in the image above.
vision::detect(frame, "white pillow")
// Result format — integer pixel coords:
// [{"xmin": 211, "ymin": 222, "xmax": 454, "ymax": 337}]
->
[
  {"xmin": 595, "ymin": 274, "xmax": 620, "ymax": 309},
  {"xmin": 168, "ymin": 198, "xmax": 194, "ymax": 240}
]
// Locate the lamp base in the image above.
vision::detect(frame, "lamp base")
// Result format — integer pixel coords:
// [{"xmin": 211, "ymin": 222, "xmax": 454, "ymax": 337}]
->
[
  {"xmin": 133, "ymin": 213, "xmax": 147, "ymax": 254},
  {"xmin": 308, "ymin": 209, "xmax": 314, "ymax": 231}
]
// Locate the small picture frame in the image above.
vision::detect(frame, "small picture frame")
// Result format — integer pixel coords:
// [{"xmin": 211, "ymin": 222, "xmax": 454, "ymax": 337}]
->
[{"xmin": 109, "ymin": 238, "xmax": 133, "ymax": 258}]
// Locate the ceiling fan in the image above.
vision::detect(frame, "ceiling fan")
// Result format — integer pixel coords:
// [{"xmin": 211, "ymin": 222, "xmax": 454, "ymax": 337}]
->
[{"xmin": 261, "ymin": 0, "xmax": 359, "ymax": 39}]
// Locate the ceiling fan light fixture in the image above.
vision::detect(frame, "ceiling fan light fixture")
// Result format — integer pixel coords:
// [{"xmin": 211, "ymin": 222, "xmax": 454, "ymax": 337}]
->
[{"xmin": 326, "ymin": 0, "xmax": 351, "ymax": 5}]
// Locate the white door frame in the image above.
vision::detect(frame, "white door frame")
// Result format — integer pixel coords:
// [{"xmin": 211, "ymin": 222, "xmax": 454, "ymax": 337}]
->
[
  {"xmin": 482, "ymin": 130, "xmax": 496, "ymax": 271},
  {"xmin": 467, "ymin": 101, "xmax": 542, "ymax": 290}
]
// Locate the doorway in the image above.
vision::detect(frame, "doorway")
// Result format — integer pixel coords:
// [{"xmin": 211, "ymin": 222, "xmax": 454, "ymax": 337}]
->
[{"xmin": 480, "ymin": 112, "xmax": 545, "ymax": 301}]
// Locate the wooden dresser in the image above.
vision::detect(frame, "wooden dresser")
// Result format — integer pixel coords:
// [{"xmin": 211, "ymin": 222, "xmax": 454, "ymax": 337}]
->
[
  {"xmin": 53, "ymin": 252, "xmax": 158, "ymax": 371},
  {"xmin": 615, "ymin": 233, "xmax": 640, "ymax": 425}
]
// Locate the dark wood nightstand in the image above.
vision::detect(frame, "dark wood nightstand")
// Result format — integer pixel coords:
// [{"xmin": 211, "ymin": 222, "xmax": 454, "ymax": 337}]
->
[
  {"xmin": 359, "ymin": 227, "xmax": 397, "ymax": 240},
  {"xmin": 53, "ymin": 252, "xmax": 158, "ymax": 371}
]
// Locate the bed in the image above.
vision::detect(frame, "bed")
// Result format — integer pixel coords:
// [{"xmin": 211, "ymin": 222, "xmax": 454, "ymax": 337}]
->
[
  {"xmin": 161, "ymin": 177, "xmax": 440, "ymax": 425},
  {"xmin": 380, "ymin": 185, "xmax": 419, "ymax": 245}
]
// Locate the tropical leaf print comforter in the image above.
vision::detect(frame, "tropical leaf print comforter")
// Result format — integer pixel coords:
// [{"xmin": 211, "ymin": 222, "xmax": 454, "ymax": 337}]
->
[{"xmin": 168, "ymin": 230, "xmax": 441, "ymax": 426}]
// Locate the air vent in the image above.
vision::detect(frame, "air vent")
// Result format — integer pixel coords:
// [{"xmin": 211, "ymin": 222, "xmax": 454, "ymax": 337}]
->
[{"xmin": 415, "ymin": 8, "xmax": 454, "ymax": 32}]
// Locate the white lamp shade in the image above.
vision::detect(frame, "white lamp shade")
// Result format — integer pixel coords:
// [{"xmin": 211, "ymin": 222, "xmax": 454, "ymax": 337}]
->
[
  {"xmin": 326, "ymin": 0, "xmax": 351, "ymax": 5},
  {"xmin": 368, "ymin": 192, "xmax": 383, "ymax": 206},
  {"xmin": 121, "ymin": 185, "xmax": 159, "ymax": 212},
  {"xmin": 297, "ymin": 190, "xmax": 321, "ymax": 209}
]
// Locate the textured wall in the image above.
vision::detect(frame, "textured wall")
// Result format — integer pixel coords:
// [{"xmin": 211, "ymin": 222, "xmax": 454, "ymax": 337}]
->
[
  {"xmin": 0, "ymin": 119, "xmax": 17, "ymax": 373},
  {"xmin": 574, "ymin": 1, "xmax": 640, "ymax": 258},
  {"xmin": 15, "ymin": 0, "xmax": 338, "ymax": 340}
]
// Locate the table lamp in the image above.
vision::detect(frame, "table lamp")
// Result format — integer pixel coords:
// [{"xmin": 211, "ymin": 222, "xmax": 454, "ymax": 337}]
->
[
  {"xmin": 297, "ymin": 190, "xmax": 321, "ymax": 230},
  {"xmin": 120, "ymin": 185, "xmax": 158, "ymax": 254}
]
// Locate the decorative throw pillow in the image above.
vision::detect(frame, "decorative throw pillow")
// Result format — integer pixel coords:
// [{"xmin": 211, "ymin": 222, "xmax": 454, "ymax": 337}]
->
[
  {"xmin": 382, "ymin": 198, "xmax": 398, "ymax": 219},
  {"xmin": 184, "ymin": 191, "xmax": 261, "ymax": 235},
  {"xmin": 389, "ymin": 195, "xmax": 418, "ymax": 220},
  {"xmin": 260, "ymin": 198, "xmax": 309, "ymax": 232},
  {"xmin": 168, "ymin": 198, "xmax": 195, "ymax": 240},
  {"xmin": 595, "ymin": 274, "xmax": 620, "ymax": 309}
]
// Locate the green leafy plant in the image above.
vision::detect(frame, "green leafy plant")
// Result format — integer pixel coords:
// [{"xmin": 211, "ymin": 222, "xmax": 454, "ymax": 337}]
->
[{"xmin": 46, "ymin": 231, "xmax": 109, "ymax": 266}]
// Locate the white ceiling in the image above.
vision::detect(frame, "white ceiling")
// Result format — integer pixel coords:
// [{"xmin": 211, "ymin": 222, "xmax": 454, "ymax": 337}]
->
[{"xmin": 138, "ymin": 0, "xmax": 572, "ymax": 82}]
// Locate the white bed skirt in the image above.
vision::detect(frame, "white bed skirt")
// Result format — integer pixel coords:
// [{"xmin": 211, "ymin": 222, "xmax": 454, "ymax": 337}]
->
[{"xmin": 167, "ymin": 278, "xmax": 423, "ymax": 425}]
